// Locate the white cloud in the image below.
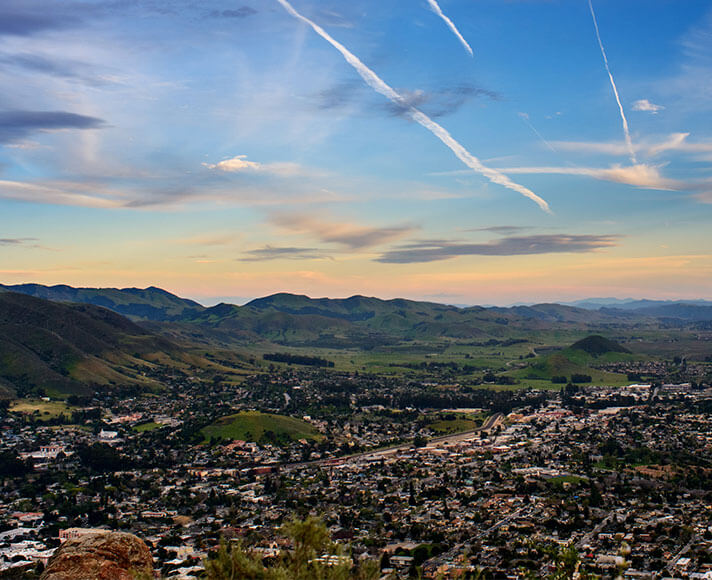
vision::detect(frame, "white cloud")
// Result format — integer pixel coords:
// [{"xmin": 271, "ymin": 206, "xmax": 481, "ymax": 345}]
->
[
  {"xmin": 203, "ymin": 155, "xmax": 261, "ymax": 172},
  {"xmin": 632, "ymin": 99, "xmax": 665, "ymax": 114},
  {"xmin": 202, "ymin": 155, "xmax": 317, "ymax": 178}
]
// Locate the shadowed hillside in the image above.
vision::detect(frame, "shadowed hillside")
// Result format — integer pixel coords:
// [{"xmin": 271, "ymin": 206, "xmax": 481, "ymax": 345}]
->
[
  {"xmin": 0, "ymin": 283, "xmax": 203, "ymax": 321},
  {"xmin": 0, "ymin": 292, "xmax": 193, "ymax": 398}
]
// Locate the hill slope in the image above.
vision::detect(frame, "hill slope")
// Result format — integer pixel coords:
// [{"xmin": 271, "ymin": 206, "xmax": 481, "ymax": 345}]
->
[
  {"xmin": 570, "ymin": 335, "xmax": 631, "ymax": 356},
  {"xmin": 0, "ymin": 292, "xmax": 191, "ymax": 398},
  {"xmin": 0, "ymin": 283, "xmax": 203, "ymax": 321},
  {"xmin": 5, "ymin": 284, "xmax": 712, "ymax": 349},
  {"xmin": 519, "ymin": 334, "xmax": 633, "ymax": 384}
]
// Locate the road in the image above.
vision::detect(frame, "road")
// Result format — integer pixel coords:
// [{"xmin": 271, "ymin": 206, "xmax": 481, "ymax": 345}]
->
[
  {"xmin": 575, "ymin": 511, "xmax": 615, "ymax": 549},
  {"xmin": 664, "ymin": 535, "xmax": 698, "ymax": 575},
  {"xmin": 285, "ymin": 412, "xmax": 504, "ymax": 470}
]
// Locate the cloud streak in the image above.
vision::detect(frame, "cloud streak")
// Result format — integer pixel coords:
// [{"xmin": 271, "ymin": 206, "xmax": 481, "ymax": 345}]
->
[
  {"xmin": 210, "ymin": 7, "xmax": 257, "ymax": 19},
  {"xmin": 499, "ymin": 164, "xmax": 679, "ymax": 190},
  {"xmin": 425, "ymin": 0, "xmax": 473, "ymax": 57},
  {"xmin": 0, "ymin": 3, "xmax": 78, "ymax": 37},
  {"xmin": 275, "ymin": 0, "xmax": 550, "ymax": 213},
  {"xmin": 270, "ymin": 212, "xmax": 415, "ymax": 249},
  {"xmin": 588, "ymin": 0, "xmax": 637, "ymax": 165},
  {"xmin": 518, "ymin": 112, "xmax": 557, "ymax": 154},
  {"xmin": 0, "ymin": 110, "xmax": 106, "ymax": 144},
  {"xmin": 318, "ymin": 82, "xmax": 499, "ymax": 119},
  {"xmin": 377, "ymin": 234, "xmax": 619, "ymax": 264},
  {"xmin": 241, "ymin": 245, "xmax": 329, "ymax": 261},
  {"xmin": 0, "ymin": 237, "xmax": 38, "ymax": 246},
  {"xmin": 553, "ymin": 133, "xmax": 712, "ymax": 158}
]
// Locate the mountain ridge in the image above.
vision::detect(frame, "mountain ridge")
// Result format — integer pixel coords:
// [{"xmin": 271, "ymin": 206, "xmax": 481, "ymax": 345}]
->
[{"xmin": 3, "ymin": 282, "xmax": 712, "ymax": 349}]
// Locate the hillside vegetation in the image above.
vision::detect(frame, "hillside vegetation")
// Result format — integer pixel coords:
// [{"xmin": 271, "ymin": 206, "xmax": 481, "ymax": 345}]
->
[
  {"xmin": 0, "ymin": 292, "xmax": 200, "ymax": 398},
  {"xmin": 201, "ymin": 411, "xmax": 322, "ymax": 444}
]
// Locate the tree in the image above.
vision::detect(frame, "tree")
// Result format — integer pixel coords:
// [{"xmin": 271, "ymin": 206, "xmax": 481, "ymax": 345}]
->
[{"xmin": 204, "ymin": 516, "xmax": 379, "ymax": 580}]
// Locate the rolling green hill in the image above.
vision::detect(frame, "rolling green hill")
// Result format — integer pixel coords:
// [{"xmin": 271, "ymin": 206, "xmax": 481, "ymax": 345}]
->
[
  {"xmin": 517, "ymin": 334, "xmax": 634, "ymax": 385},
  {"xmin": 570, "ymin": 335, "xmax": 631, "ymax": 356},
  {"xmin": 0, "ymin": 292, "xmax": 201, "ymax": 398},
  {"xmin": 201, "ymin": 411, "xmax": 322, "ymax": 444}
]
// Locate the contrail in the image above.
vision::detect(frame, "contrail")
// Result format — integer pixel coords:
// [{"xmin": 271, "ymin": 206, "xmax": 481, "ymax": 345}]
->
[
  {"xmin": 518, "ymin": 112, "xmax": 557, "ymax": 154},
  {"xmin": 275, "ymin": 0, "xmax": 551, "ymax": 213},
  {"xmin": 588, "ymin": 0, "xmax": 637, "ymax": 164},
  {"xmin": 425, "ymin": 0, "xmax": 473, "ymax": 57}
]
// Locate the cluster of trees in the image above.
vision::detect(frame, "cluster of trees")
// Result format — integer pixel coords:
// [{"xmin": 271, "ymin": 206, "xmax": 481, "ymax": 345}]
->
[
  {"xmin": 263, "ymin": 353, "xmax": 335, "ymax": 368},
  {"xmin": 204, "ymin": 517, "xmax": 379, "ymax": 580},
  {"xmin": 552, "ymin": 374, "xmax": 591, "ymax": 384}
]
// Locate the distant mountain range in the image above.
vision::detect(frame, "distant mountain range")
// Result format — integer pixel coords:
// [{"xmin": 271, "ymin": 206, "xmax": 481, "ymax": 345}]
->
[
  {"xmin": 1, "ymin": 283, "xmax": 710, "ymax": 398},
  {"xmin": 567, "ymin": 297, "xmax": 712, "ymax": 310},
  {"xmin": 1, "ymin": 283, "xmax": 712, "ymax": 348}
]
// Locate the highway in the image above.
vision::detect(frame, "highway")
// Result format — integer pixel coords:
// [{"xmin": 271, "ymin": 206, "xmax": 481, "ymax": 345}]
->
[{"xmin": 285, "ymin": 412, "xmax": 504, "ymax": 470}]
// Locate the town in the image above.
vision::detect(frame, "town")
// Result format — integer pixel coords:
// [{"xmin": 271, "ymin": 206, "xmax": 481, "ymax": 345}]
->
[{"xmin": 1, "ymin": 364, "xmax": 711, "ymax": 579}]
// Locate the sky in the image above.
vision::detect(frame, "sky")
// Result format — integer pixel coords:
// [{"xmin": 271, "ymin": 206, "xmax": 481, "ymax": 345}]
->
[{"xmin": 1, "ymin": 0, "xmax": 712, "ymax": 306}]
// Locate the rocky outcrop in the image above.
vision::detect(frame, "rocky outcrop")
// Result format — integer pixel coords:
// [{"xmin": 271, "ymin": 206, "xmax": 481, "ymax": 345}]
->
[{"xmin": 41, "ymin": 532, "xmax": 154, "ymax": 580}]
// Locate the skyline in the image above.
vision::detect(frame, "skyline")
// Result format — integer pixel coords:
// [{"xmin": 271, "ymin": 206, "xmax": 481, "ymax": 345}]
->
[{"xmin": 1, "ymin": 0, "xmax": 711, "ymax": 305}]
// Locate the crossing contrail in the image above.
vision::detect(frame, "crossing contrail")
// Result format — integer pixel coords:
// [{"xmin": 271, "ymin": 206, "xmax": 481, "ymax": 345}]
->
[
  {"xmin": 518, "ymin": 112, "xmax": 557, "ymax": 154},
  {"xmin": 588, "ymin": 0, "xmax": 637, "ymax": 164},
  {"xmin": 425, "ymin": 0, "xmax": 473, "ymax": 57},
  {"xmin": 275, "ymin": 0, "xmax": 551, "ymax": 213}
]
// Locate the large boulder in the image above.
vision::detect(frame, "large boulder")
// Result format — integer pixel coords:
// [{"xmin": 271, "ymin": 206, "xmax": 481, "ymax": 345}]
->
[{"xmin": 41, "ymin": 531, "xmax": 154, "ymax": 580}]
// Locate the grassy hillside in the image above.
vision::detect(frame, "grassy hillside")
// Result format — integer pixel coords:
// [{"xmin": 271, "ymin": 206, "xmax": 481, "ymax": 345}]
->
[
  {"xmin": 515, "ymin": 334, "xmax": 634, "ymax": 386},
  {"xmin": 0, "ymin": 292, "xmax": 204, "ymax": 398},
  {"xmin": 201, "ymin": 411, "xmax": 323, "ymax": 443},
  {"xmin": 570, "ymin": 335, "xmax": 631, "ymax": 356}
]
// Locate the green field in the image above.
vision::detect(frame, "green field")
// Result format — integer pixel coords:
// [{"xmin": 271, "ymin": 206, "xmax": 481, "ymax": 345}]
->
[
  {"xmin": 9, "ymin": 399, "xmax": 74, "ymax": 420},
  {"xmin": 133, "ymin": 421, "xmax": 162, "ymax": 432},
  {"xmin": 201, "ymin": 411, "xmax": 323, "ymax": 443},
  {"xmin": 428, "ymin": 412, "xmax": 485, "ymax": 434}
]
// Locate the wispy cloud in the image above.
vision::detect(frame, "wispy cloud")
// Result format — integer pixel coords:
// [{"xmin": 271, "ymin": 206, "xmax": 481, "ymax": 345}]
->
[
  {"xmin": 270, "ymin": 212, "xmax": 415, "ymax": 250},
  {"xmin": 0, "ymin": 180, "xmax": 124, "ymax": 208},
  {"xmin": 209, "ymin": 7, "xmax": 257, "ymax": 19},
  {"xmin": 588, "ymin": 0, "xmax": 637, "ymax": 164},
  {"xmin": 632, "ymin": 99, "xmax": 664, "ymax": 114},
  {"xmin": 499, "ymin": 164, "xmax": 679, "ymax": 190},
  {"xmin": 275, "ymin": 0, "xmax": 551, "ymax": 213},
  {"xmin": 318, "ymin": 82, "xmax": 499, "ymax": 119},
  {"xmin": 384, "ymin": 85, "xmax": 499, "ymax": 119},
  {"xmin": 552, "ymin": 133, "xmax": 712, "ymax": 158},
  {"xmin": 377, "ymin": 234, "xmax": 619, "ymax": 264},
  {"xmin": 0, "ymin": 51, "xmax": 122, "ymax": 88},
  {"xmin": 470, "ymin": 225, "xmax": 531, "ymax": 235},
  {"xmin": 0, "ymin": 2, "xmax": 80, "ymax": 37},
  {"xmin": 425, "ymin": 0, "xmax": 473, "ymax": 57},
  {"xmin": 241, "ymin": 245, "xmax": 329, "ymax": 261},
  {"xmin": 0, "ymin": 237, "xmax": 38, "ymax": 246},
  {"xmin": 0, "ymin": 110, "xmax": 106, "ymax": 144}
]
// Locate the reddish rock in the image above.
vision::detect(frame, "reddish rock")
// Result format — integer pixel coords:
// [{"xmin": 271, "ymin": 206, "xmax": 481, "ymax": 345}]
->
[{"xmin": 41, "ymin": 532, "xmax": 154, "ymax": 580}]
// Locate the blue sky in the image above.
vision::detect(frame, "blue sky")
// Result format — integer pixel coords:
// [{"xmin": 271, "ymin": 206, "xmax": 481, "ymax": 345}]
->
[{"xmin": 1, "ymin": 0, "xmax": 711, "ymax": 305}]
